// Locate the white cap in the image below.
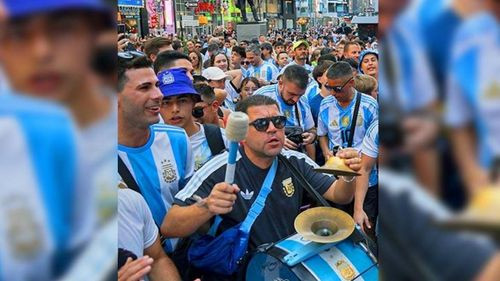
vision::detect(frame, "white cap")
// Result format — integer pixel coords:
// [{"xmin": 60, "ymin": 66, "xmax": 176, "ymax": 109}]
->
[{"xmin": 202, "ymin": 67, "xmax": 232, "ymax": 81}]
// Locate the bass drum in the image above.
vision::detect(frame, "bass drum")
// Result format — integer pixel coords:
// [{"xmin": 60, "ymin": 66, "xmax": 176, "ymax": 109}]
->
[{"xmin": 245, "ymin": 233, "xmax": 378, "ymax": 281}]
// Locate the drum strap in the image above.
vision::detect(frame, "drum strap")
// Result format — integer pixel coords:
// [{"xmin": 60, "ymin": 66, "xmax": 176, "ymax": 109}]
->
[{"xmin": 278, "ymin": 154, "xmax": 331, "ymax": 207}]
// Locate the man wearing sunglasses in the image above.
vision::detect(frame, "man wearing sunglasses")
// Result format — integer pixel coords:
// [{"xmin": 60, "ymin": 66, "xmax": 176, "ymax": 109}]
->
[
  {"xmin": 164, "ymin": 95, "xmax": 361, "ymax": 277},
  {"xmin": 159, "ymin": 68, "xmax": 228, "ymax": 171},
  {"xmin": 254, "ymin": 65, "xmax": 317, "ymax": 160}
]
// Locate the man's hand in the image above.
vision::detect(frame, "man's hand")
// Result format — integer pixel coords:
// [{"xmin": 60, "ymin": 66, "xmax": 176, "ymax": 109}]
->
[
  {"xmin": 353, "ymin": 208, "xmax": 371, "ymax": 233},
  {"xmin": 336, "ymin": 148, "xmax": 362, "ymax": 172},
  {"xmin": 302, "ymin": 131, "xmax": 316, "ymax": 145},
  {"xmin": 118, "ymin": 256, "xmax": 153, "ymax": 281},
  {"xmin": 402, "ymin": 115, "xmax": 438, "ymax": 153},
  {"xmin": 284, "ymin": 136, "xmax": 299, "ymax": 150},
  {"xmin": 206, "ymin": 183, "xmax": 240, "ymax": 215},
  {"xmin": 118, "ymin": 33, "xmax": 129, "ymax": 52}
]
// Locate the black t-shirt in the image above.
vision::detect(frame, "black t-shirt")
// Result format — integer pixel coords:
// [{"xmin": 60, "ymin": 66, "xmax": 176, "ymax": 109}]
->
[{"xmin": 174, "ymin": 147, "xmax": 335, "ymax": 250}]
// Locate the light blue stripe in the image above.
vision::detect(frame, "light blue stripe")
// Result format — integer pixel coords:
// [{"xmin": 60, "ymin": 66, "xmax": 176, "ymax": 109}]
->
[
  {"xmin": 227, "ymin": 142, "xmax": 239, "ymax": 165},
  {"xmin": 278, "ymin": 239, "xmax": 377, "ymax": 280},
  {"xmin": 21, "ymin": 113, "xmax": 75, "ymax": 250},
  {"xmin": 127, "ymin": 150, "xmax": 166, "ymax": 226},
  {"xmin": 278, "ymin": 240, "xmax": 341, "ymax": 281}
]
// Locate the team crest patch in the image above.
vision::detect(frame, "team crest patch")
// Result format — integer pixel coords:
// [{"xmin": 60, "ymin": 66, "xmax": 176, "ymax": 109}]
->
[
  {"xmin": 282, "ymin": 177, "xmax": 295, "ymax": 197},
  {"xmin": 330, "ymin": 119, "xmax": 338, "ymax": 127},
  {"xmin": 336, "ymin": 260, "xmax": 355, "ymax": 280},
  {"xmin": 284, "ymin": 110, "xmax": 291, "ymax": 119},
  {"xmin": 162, "ymin": 71, "xmax": 175, "ymax": 85},
  {"xmin": 483, "ymin": 82, "xmax": 500, "ymax": 100},
  {"xmin": 341, "ymin": 116, "xmax": 350, "ymax": 127},
  {"xmin": 6, "ymin": 202, "xmax": 43, "ymax": 259},
  {"xmin": 356, "ymin": 115, "xmax": 363, "ymax": 126},
  {"xmin": 161, "ymin": 159, "xmax": 177, "ymax": 183}
]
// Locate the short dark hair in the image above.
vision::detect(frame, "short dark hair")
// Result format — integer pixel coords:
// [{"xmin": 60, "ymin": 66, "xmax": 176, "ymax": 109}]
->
[
  {"xmin": 312, "ymin": 60, "xmax": 335, "ymax": 81},
  {"xmin": 193, "ymin": 75, "xmax": 208, "ymax": 85},
  {"xmin": 277, "ymin": 51, "xmax": 288, "ymax": 58},
  {"xmin": 273, "ymin": 41, "xmax": 285, "ymax": 48},
  {"xmin": 235, "ymin": 94, "xmax": 279, "ymax": 114},
  {"xmin": 318, "ymin": 54, "xmax": 337, "ymax": 64},
  {"xmin": 207, "ymin": 43, "xmax": 220, "ymax": 53},
  {"xmin": 261, "ymin": 42, "xmax": 273, "ymax": 51},
  {"xmin": 231, "ymin": 46, "xmax": 246, "ymax": 58},
  {"xmin": 326, "ymin": 61, "xmax": 353, "ymax": 80},
  {"xmin": 341, "ymin": 58, "xmax": 359, "ymax": 71},
  {"xmin": 153, "ymin": 51, "xmax": 190, "ymax": 73},
  {"xmin": 144, "ymin": 37, "xmax": 172, "ymax": 58},
  {"xmin": 320, "ymin": 47, "xmax": 333, "ymax": 56},
  {"xmin": 118, "ymin": 56, "xmax": 152, "ymax": 92},
  {"xmin": 172, "ymin": 39, "xmax": 183, "ymax": 51},
  {"xmin": 194, "ymin": 84, "xmax": 216, "ymax": 103},
  {"xmin": 281, "ymin": 65, "xmax": 309, "ymax": 89}
]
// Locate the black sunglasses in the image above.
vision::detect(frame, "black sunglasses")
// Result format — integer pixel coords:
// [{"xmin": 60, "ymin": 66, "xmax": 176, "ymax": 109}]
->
[
  {"xmin": 242, "ymin": 61, "xmax": 250, "ymax": 65},
  {"xmin": 324, "ymin": 77, "xmax": 353, "ymax": 93},
  {"xmin": 249, "ymin": 116, "xmax": 287, "ymax": 132}
]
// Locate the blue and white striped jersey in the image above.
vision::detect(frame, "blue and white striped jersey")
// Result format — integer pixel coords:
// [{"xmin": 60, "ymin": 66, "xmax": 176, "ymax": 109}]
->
[
  {"xmin": 245, "ymin": 61, "xmax": 279, "ymax": 83},
  {"xmin": 0, "ymin": 93, "xmax": 91, "ymax": 280},
  {"xmin": 378, "ymin": 11, "xmax": 438, "ymax": 113},
  {"xmin": 318, "ymin": 92, "xmax": 378, "ymax": 150},
  {"xmin": 255, "ymin": 84, "xmax": 315, "ymax": 131},
  {"xmin": 362, "ymin": 119, "xmax": 379, "ymax": 187},
  {"xmin": 118, "ymin": 124, "xmax": 194, "ymax": 251},
  {"xmin": 444, "ymin": 12, "xmax": 500, "ymax": 168}
]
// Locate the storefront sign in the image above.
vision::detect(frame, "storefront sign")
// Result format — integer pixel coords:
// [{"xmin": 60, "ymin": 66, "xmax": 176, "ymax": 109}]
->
[
  {"xmin": 195, "ymin": 2, "xmax": 215, "ymax": 14},
  {"xmin": 118, "ymin": 0, "xmax": 144, "ymax": 7}
]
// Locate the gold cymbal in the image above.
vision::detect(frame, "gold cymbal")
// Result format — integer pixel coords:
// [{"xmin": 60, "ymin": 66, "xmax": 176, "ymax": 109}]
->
[
  {"xmin": 315, "ymin": 156, "xmax": 361, "ymax": 176},
  {"xmin": 439, "ymin": 186, "xmax": 500, "ymax": 234},
  {"xmin": 294, "ymin": 207, "xmax": 355, "ymax": 244}
]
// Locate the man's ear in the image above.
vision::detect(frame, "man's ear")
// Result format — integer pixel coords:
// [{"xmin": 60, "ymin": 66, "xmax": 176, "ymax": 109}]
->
[{"xmin": 211, "ymin": 100, "xmax": 219, "ymax": 110}]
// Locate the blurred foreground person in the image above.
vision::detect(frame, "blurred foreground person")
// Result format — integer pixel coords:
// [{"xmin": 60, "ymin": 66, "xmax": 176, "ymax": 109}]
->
[{"xmin": 0, "ymin": 0, "xmax": 117, "ymax": 225}]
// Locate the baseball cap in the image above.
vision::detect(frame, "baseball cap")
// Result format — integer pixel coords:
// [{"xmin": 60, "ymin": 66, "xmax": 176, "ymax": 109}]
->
[
  {"xmin": 4, "ymin": 0, "xmax": 109, "ymax": 19},
  {"xmin": 158, "ymin": 68, "xmax": 199, "ymax": 99},
  {"xmin": 202, "ymin": 67, "xmax": 231, "ymax": 81},
  {"xmin": 292, "ymin": 40, "xmax": 309, "ymax": 51}
]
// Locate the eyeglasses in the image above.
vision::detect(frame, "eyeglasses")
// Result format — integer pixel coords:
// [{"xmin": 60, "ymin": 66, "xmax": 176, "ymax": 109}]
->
[
  {"xmin": 324, "ymin": 77, "xmax": 353, "ymax": 93},
  {"xmin": 242, "ymin": 61, "xmax": 250, "ymax": 65},
  {"xmin": 249, "ymin": 116, "xmax": 286, "ymax": 132}
]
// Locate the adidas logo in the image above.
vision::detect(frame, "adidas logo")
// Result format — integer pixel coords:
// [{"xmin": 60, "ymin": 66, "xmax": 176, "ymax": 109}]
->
[{"xmin": 240, "ymin": 189, "xmax": 254, "ymax": 200}]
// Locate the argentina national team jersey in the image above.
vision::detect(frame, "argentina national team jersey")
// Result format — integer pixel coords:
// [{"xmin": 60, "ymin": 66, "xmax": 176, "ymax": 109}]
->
[
  {"xmin": 361, "ymin": 119, "xmax": 379, "ymax": 187},
  {"xmin": 444, "ymin": 12, "xmax": 500, "ymax": 168},
  {"xmin": 305, "ymin": 80, "xmax": 323, "ymax": 125},
  {"xmin": 246, "ymin": 61, "xmax": 279, "ymax": 83},
  {"xmin": 318, "ymin": 92, "xmax": 378, "ymax": 151},
  {"xmin": 0, "ymin": 94, "xmax": 90, "ymax": 280},
  {"xmin": 118, "ymin": 124, "xmax": 194, "ymax": 251},
  {"xmin": 378, "ymin": 11, "xmax": 438, "ymax": 113},
  {"xmin": 254, "ymin": 84, "xmax": 315, "ymax": 130}
]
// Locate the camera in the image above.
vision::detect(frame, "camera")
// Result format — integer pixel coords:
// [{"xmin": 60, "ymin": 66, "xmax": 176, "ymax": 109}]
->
[{"xmin": 285, "ymin": 126, "xmax": 304, "ymax": 146}]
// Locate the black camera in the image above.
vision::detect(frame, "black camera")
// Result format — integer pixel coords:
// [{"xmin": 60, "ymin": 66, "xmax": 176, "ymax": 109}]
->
[{"xmin": 285, "ymin": 126, "xmax": 304, "ymax": 146}]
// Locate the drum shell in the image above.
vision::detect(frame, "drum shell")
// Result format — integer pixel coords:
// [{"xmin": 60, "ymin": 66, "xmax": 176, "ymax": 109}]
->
[{"xmin": 246, "ymin": 233, "xmax": 378, "ymax": 281}]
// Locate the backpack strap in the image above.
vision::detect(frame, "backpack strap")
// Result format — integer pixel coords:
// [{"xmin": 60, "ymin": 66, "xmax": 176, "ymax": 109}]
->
[
  {"xmin": 118, "ymin": 156, "xmax": 142, "ymax": 195},
  {"xmin": 203, "ymin": 124, "xmax": 226, "ymax": 155},
  {"xmin": 347, "ymin": 92, "xmax": 362, "ymax": 148}
]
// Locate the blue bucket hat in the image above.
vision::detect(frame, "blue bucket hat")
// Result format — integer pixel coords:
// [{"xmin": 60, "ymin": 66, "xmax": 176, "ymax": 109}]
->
[
  {"xmin": 5, "ymin": 0, "xmax": 109, "ymax": 18},
  {"xmin": 358, "ymin": 49, "xmax": 379, "ymax": 74},
  {"xmin": 158, "ymin": 68, "xmax": 199, "ymax": 99}
]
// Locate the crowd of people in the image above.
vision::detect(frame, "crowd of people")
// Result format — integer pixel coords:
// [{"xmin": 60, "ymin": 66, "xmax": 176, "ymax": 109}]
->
[{"xmin": 117, "ymin": 20, "xmax": 380, "ymax": 281}]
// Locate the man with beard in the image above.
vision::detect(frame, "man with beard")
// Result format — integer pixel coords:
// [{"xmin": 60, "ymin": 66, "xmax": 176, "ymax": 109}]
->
[
  {"xmin": 279, "ymin": 40, "xmax": 314, "ymax": 75},
  {"xmin": 254, "ymin": 65, "xmax": 317, "ymax": 160}
]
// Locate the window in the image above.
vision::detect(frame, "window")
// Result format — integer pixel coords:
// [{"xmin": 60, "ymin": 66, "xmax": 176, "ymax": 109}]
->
[{"xmin": 328, "ymin": 3, "xmax": 335, "ymax": 13}]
